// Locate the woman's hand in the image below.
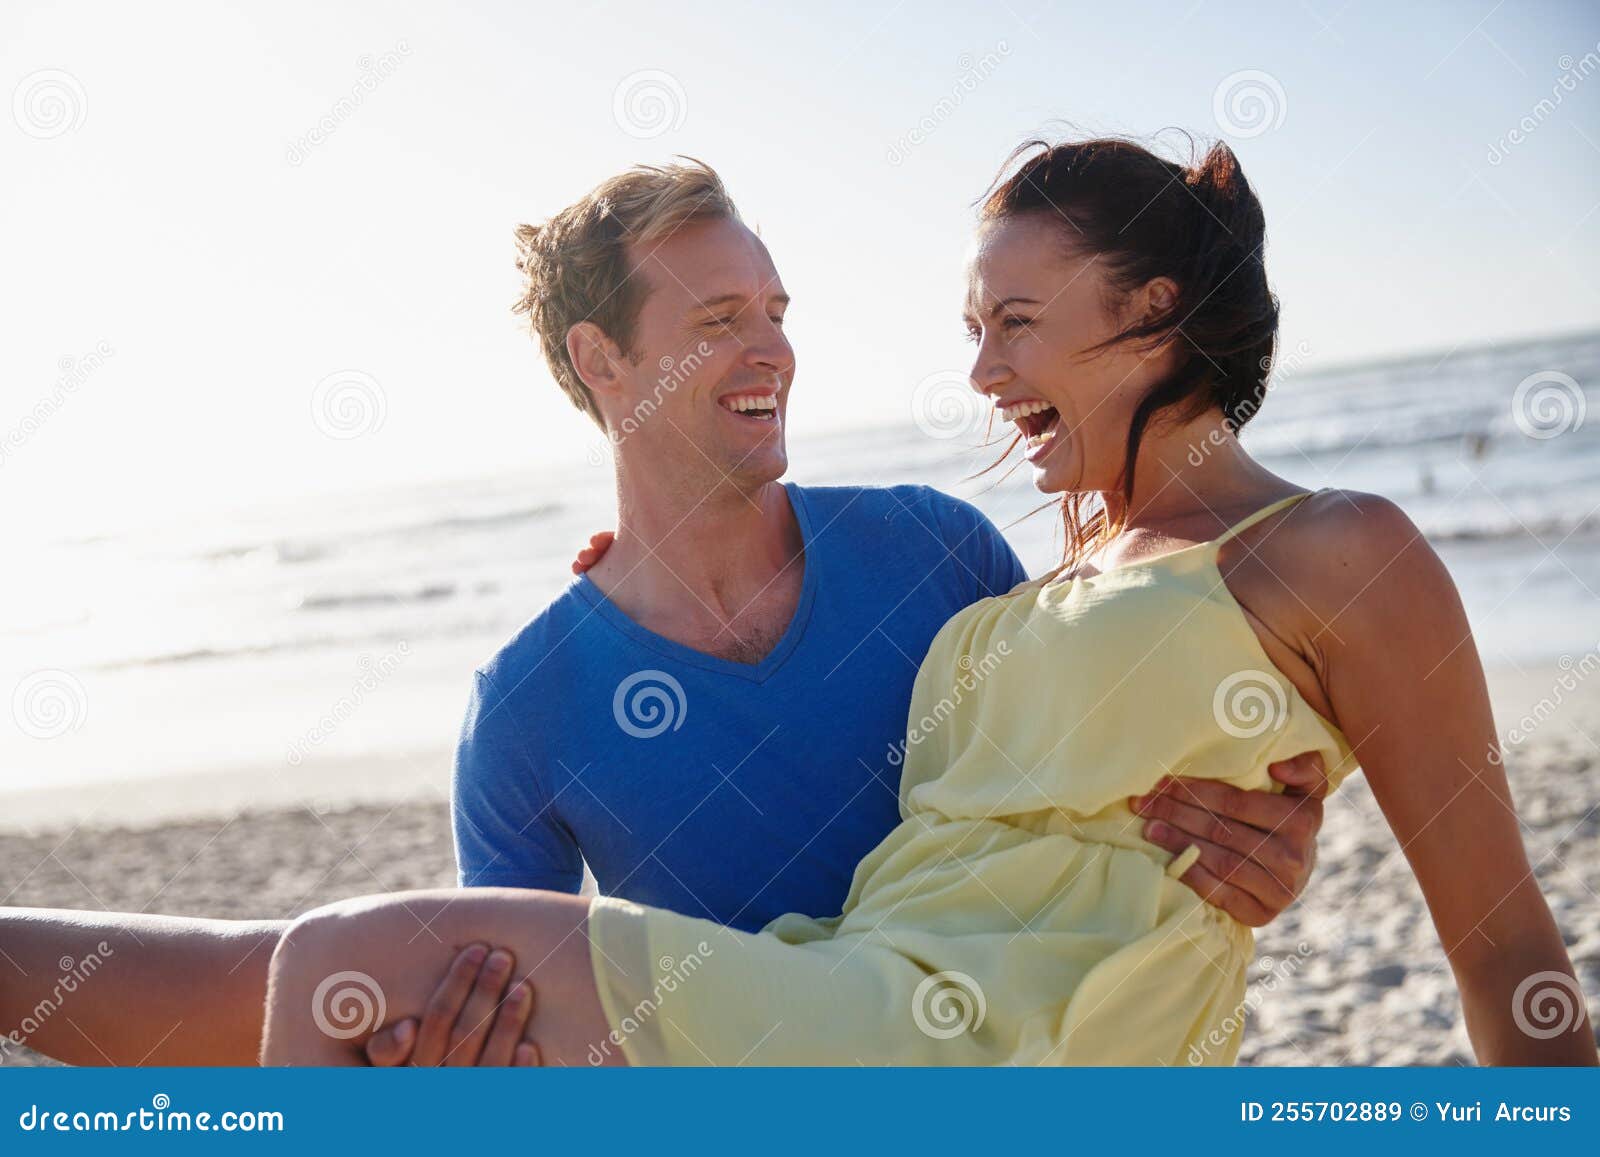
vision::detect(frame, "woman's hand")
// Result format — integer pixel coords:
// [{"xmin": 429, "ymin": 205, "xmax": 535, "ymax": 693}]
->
[
  {"xmin": 364, "ymin": 943, "xmax": 542, "ymax": 1066},
  {"xmin": 1131, "ymin": 751, "xmax": 1327, "ymax": 926},
  {"xmin": 571, "ymin": 531, "xmax": 616, "ymax": 576}
]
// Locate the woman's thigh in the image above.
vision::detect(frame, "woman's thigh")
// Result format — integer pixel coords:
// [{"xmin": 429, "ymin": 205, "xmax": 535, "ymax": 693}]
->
[{"xmin": 261, "ymin": 887, "xmax": 620, "ymax": 1066}]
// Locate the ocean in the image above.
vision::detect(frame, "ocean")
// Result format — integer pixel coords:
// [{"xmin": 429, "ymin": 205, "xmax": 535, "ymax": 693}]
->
[{"xmin": 4, "ymin": 328, "xmax": 1597, "ymax": 824}]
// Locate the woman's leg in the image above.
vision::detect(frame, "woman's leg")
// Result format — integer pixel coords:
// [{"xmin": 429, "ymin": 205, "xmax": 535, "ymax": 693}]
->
[
  {"xmin": 0, "ymin": 909, "xmax": 284, "ymax": 1065},
  {"xmin": 261, "ymin": 888, "xmax": 619, "ymax": 1066}
]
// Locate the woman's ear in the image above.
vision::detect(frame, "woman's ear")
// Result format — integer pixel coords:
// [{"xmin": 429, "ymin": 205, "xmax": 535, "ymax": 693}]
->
[
  {"xmin": 566, "ymin": 321, "xmax": 626, "ymax": 409},
  {"xmin": 1141, "ymin": 276, "xmax": 1180, "ymax": 323}
]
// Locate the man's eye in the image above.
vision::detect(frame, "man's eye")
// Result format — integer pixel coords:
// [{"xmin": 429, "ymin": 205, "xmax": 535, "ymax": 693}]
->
[
  {"xmin": 769, "ymin": 315, "xmax": 785, "ymax": 327},
  {"xmin": 704, "ymin": 316, "xmax": 737, "ymax": 329}
]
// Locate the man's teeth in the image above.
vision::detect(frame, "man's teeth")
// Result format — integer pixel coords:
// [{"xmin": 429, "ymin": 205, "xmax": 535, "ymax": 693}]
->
[
  {"xmin": 719, "ymin": 395, "xmax": 778, "ymax": 414},
  {"xmin": 999, "ymin": 399, "xmax": 1053, "ymax": 424}
]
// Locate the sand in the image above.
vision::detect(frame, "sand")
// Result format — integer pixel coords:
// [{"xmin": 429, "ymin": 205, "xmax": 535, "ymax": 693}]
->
[{"xmin": 2, "ymin": 665, "xmax": 1596, "ymax": 1067}]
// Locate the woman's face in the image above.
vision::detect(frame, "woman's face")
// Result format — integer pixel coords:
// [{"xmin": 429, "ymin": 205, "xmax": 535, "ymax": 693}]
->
[{"xmin": 964, "ymin": 213, "xmax": 1178, "ymax": 495}]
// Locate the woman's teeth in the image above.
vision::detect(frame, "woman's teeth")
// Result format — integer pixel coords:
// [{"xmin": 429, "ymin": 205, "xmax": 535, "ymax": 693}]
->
[{"xmin": 998, "ymin": 399, "xmax": 1053, "ymax": 423}]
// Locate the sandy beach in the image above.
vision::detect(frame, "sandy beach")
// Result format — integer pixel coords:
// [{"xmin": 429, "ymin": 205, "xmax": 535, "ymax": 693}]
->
[{"xmin": 3, "ymin": 662, "xmax": 1597, "ymax": 1067}]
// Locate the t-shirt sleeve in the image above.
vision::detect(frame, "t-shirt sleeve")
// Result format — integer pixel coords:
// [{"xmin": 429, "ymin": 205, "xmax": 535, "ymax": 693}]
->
[
  {"xmin": 931, "ymin": 489, "xmax": 1030, "ymax": 599},
  {"xmin": 451, "ymin": 669, "xmax": 585, "ymax": 892}
]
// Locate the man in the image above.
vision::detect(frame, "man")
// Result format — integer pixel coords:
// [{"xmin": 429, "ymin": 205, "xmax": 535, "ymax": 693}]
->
[
  {"xmin": 369, "ymin": 159, "xmax": 1330, "ymax": 1060},
  {"xmin": 0, "ymin": 161, "xmax": 1325, "ymax": 1067}
]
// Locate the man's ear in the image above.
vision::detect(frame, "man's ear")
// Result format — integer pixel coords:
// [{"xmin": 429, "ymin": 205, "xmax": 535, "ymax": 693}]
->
[{"xmin": 567, "ymin": 321, "xmax": 627, "ymax": 409}]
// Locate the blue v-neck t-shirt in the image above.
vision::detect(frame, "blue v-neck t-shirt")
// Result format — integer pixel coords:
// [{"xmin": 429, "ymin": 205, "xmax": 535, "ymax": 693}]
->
[{"xmin": 451, "ymin": 482, "xmax": 1029, "ymax": 932}]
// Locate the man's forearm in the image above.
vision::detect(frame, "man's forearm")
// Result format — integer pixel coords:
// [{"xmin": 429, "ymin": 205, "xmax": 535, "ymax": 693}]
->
[{"xmin": 0, "ymin": 909, "xmax": 285, "ymax": 1065}]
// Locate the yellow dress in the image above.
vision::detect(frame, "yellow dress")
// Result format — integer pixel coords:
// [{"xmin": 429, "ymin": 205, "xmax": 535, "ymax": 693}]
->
[{"xmin": 587, "ymin": 491, "xmax": 1358, "ymax": 1065}]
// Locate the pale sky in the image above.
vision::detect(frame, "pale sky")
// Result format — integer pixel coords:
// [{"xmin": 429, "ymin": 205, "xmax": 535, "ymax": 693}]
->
[{"xmin": 4, "ymin": 0, "xmax": 1597, "ymax": 541}]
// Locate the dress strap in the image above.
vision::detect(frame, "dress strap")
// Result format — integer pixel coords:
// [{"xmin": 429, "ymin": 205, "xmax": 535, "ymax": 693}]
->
[{"xmin": 1211, "ymin": 489, "xmax": 1321, "ymax": 548}]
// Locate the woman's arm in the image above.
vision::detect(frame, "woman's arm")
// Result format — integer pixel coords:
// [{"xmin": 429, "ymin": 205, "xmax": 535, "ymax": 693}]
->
[
  {"xmin": 1304, "ymin": 494, "xmax": 1595, "ymax": 1065},
  {"xmin": 0, "ymin": 909, "xmax": 283, "ymax": 1065}
]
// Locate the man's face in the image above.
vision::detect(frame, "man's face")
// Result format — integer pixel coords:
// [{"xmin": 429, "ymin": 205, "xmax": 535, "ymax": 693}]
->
[{"xmin": 606, "ymin": 217, "xmax": 794, "ymax": 495}]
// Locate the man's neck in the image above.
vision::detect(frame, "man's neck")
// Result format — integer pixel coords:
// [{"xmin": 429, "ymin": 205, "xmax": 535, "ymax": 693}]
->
[{"xmin": 586, "ymin": 473, "xmax": 803, "ymax": 634}]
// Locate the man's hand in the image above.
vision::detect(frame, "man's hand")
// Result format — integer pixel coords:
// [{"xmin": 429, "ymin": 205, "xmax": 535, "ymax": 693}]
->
[
  {"xmin": 1130, "ymin": 751, "xmax": 1328, "ymax": 926},
  {"xmin": 364, "ymin": 943, "xmax": 541, "ymax": 1066},
  {"xmin": 571, "ymin": 531, "xmax": 616, "ymax": 576}
]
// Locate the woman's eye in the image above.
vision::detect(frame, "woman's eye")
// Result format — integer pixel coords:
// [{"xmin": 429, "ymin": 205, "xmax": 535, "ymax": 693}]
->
[
  {"xmin": 769, "ymin": 315, "xmax": 785, "ymax": 327},
  {"xmin": 962, "ymin": 327, "xmax": 981, "ymax": 343},
  {"xmin": 1002, "ymin": 316, "xmax": 1032, "ymax": 331}
]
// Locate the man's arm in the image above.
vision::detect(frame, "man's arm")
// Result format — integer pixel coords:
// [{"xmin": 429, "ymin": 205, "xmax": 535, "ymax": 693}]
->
[{"xmin": 1132, "ymin": 751, "xmax": 1329, "ymax": 926}]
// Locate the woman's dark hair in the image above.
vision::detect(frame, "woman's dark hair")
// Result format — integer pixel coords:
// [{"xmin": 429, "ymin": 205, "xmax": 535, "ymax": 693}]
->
[{"xmin": 976, "ymin": 133, "xmax": 1278, "ymax": 572}]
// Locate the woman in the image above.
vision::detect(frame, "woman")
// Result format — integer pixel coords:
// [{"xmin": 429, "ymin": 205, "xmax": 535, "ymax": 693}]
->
[{"xmin": 253, "ymin": 136, "xmax": 1593, "ymax": 1066}]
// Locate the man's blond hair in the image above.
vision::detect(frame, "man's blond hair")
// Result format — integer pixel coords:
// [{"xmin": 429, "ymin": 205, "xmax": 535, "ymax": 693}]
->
[{"xmin": 513, "ymin": 159, "xmax": 741, "ymax": 426}]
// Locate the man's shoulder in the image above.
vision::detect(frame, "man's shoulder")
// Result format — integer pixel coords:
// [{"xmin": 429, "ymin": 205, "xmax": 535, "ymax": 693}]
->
[
  {"xmin": 792, "ymin": 481, "xmax": 992, "ymax": 537},
  {"xmin": 474, "ymin": 577, "xmax": 602, "ymax": 694}
]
